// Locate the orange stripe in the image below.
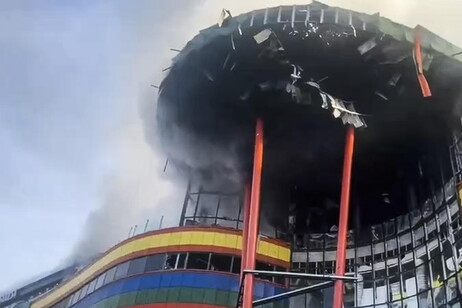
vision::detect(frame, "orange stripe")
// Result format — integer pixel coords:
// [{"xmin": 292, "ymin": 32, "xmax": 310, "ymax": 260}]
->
[{"xmin": 414, "ymin": 26, "xmax": 432, "ymax": 97}]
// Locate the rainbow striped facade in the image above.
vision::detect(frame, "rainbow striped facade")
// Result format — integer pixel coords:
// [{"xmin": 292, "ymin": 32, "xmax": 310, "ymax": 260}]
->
[{"xmin": 31, "ymin": 227, "xmax": 290, "ymax": 308}]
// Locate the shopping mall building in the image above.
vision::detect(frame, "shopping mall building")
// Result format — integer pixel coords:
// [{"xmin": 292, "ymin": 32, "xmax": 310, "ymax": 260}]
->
[{"xmin": 3, "ymin": 2, "xmax": 462, "ymax": 308}]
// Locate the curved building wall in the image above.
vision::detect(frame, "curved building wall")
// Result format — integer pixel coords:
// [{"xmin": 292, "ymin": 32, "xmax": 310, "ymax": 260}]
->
[
  {"xmin": 290, "ymin": 180, "xmax": 462, "ymax": 308},
  {"xmin": 31, "ymin": 227, "xmax": 290, "ymax": 308}
]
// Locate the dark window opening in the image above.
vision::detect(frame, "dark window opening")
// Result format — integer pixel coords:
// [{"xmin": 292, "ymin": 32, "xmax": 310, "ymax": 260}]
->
[
  {"xmin": 209, "ymin": 254, "xmax": 232, "ymax": 272},
  {"xmin": 177, "ymin": 253, "xmax": 187, "ymax": 269},
  {"xmin": 187, "ymin": 253, "xmax": 210, "ymax": 270},
  {"xmin": 232, "ymin": 257, "xmax": 242, "ymax": 274},
  {"xmin": 164, "ymin": 253, "xmax": 178, "ymax": 269}
]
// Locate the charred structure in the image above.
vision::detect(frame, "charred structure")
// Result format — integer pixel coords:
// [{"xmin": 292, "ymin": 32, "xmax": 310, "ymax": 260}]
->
[{"xmin": 158, "ymin": 3, "xmax": 462, "ymax": 308}]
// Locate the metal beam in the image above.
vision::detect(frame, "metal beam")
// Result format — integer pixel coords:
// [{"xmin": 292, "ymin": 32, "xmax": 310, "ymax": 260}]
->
[
  {"xmin": 253, "ymin": 281, "xmax": 333, "ymax": 306},
  {"xmin": 243, "ymin": 118, "xmax": 264, "ymax": 308},
  {"xmin": 244, "ymin": 270, "xmax": 357, "ymax": 281},
  {"xmin": 333, "ymin": 125, "xmax": 355, "ymax": 308}
]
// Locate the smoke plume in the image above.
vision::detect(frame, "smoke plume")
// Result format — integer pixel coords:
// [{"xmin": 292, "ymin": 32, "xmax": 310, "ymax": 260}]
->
[{"xmin": 70, "ymin": 0, "xmax": 462, "ymax": 261}]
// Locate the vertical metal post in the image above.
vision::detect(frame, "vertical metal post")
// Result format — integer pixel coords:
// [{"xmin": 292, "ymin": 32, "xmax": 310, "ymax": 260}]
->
[
  {"xmin": 243, "ymin": 118, "xmax": 264, "ymax": 308},
  {"xmin": 193, "ymin": 187, "xmax": 202, "ymax": 221},
  {"xmin": 179, "ymin": 180, "xmax": 192, "ymax": 226},
  {"xmin": 333, "ymin": 125, "xmax": 355, "ymax": 308},
  {"xmin": 241, "ymin": 183, "xmax": 251, "ymax": 278},
  {"xmin": 144, "ymin": 219, "xmax": 150, "ymax": 232}
]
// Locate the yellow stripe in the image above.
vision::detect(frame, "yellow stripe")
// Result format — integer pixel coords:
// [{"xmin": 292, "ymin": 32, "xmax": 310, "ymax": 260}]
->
[{"xmin": 31, "ymin": 229, "xmax": 289, "ymax": 308}]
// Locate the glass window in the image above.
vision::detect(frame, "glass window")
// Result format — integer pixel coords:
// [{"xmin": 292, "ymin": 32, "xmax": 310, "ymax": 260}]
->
[
  {"xmin": 209, "ymin": 254, "xmax": 232, "ymax": 272},
  {"xmin": 274, "ymin": 266, "xmax": 286, "ymax": 285},
  {"xmin": 87, "ymin": 279, "xmax": 97, "ymax": 295},
  {"xmin": 164, "ymin": 254, "xmax": 178, "ymax": 269},
  {"xmin": 69, "ymin": 289, "xmax": 80, "ymax": 306},
  {"xmin": 256, "ymin": 262, "xmax": 273, "ymax": 282},
  {"xmin": 127, "ymin": 257, "xmax": 147, "ymax": 276},
  {"xmin": 145, "ymin": 254, "xmax": 165, "ymax": 272},
  {"xmin": 177, "ymin": 253, "xmax": 187, "ymax": 269},
  {"xmin": 67, "ymin": 293, "xmax": 75, "ymax": 308},
  {"xmin": 78, "ymin": 284, "xmax": 89, "ymax": 301},
  {"xmin": 186, "ymin": 253, "xmax": 210, "ymax": 270},
  {"xmin": 231, "ymin": 257, "xmax": 241, "ymax": 274},
  {"xmin": 104, "ymin": 267, "xmax": 117, "ymax": 285},
  {"xmin": 114, "ymin": 261, "xmax": 130, "ymax": 280},
  {"xmin": 95, "ymin": 273, "xmax": 106, "ymax": 290}
]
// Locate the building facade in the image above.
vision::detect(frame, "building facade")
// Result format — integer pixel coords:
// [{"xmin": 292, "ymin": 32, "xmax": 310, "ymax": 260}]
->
[{"xmin": 28, "ymin": 227, "xmax": 290, "ymax": 308}]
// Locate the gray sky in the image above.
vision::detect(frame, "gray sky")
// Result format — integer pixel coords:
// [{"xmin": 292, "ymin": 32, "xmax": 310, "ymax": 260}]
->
[{"xmin": 0, "ymin": 0, "xmax": 461, "ymax": 292}]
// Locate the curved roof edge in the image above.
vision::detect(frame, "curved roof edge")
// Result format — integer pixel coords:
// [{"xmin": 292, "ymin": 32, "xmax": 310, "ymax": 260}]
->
[{"xmin": 169, "ymin": 2, "xmax": 462, "ymax": 71}]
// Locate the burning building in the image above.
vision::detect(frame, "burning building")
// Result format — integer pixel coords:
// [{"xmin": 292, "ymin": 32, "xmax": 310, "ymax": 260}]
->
[{"xmin": 16, "ymin": 2, "xmax": 462, "ymax": 308}]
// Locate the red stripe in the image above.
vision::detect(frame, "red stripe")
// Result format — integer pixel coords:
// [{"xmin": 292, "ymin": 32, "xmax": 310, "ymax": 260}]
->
[{"xmin": 121, "ymin": 304, "xmax": 227, "ymax": 308}]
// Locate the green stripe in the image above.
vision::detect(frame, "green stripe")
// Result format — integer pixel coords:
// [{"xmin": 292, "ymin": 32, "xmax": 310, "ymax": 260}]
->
[{"xmin": 85, "ymin": 287, "xmax": 287, "ymax": 308}]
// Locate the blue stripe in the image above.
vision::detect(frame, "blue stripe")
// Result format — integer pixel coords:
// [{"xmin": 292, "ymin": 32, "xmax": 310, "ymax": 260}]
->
[{"xmin": 73, "ymin": 271, "xmax": 286, "ymax": 308}]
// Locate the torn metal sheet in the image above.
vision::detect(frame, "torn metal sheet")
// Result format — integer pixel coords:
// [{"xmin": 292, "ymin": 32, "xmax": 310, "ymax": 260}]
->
[
  {"xmin": 218, "ymin": 9, "xmax": 232, "ymax": 27},
  {"xmin": 291, "ymin": 64, "xmax": 302, "ymax": 80},
  {"xmin": 306, "ymin": 81, "xmax": 321, "ymax": 89},
  {"xmin": 421, "ymin": 51, "xmax": 434, "ymax": 71},
  {"xmin": 358, "ymin": 37, "xmax": 377, "ymax": 55},
  {"xmin": 254, "ymin": 29, "xmax": 272, "ymax": 44},
  {"xmin": 320, "ymin": 92, "xmax": 328, "ymax": 109}
]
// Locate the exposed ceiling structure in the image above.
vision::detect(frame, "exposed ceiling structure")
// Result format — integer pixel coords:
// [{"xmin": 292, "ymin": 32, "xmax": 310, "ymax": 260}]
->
[{"xmin": 157, "ymin": 2, "xmax": 462, "ymax": 232}]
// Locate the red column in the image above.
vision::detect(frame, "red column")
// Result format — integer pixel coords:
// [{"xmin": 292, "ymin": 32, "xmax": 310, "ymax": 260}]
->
[
  {"xmin": 243, "ymin": 118, "xmax": 264, "ymax": 308},
  {"xmin": 333, "ymin": 125, "xmax": 355, "ymax": 308},
  {"xmin": 240, "ymin": 183, "xmax": 251, "ymax": 279}
]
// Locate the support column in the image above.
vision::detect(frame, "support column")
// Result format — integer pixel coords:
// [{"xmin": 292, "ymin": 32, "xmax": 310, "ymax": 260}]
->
[
  {"xmin": 243, "ymin": 118, "xmax": 264, "ymax": 308},
  {"xmin": 241, "ymin": 183, "xmax": 251, "ymax": 278},
  {"xmin": 333, "ymin": 125, "xmax": 355, "ymax": 308}
]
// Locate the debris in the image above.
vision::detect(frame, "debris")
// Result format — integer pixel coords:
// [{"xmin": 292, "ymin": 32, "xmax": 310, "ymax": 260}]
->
[
  {"xmin": 240, "ymin": 90, "xmax": 251, "ymax": 100},
  {"xmin": 358, "ymin": 37, "xmax": 377, "ymax": 55},
  {"xmin": 375, "ymin": 91, "xmax": 388, "ymax": 101},
  {"xmin": 162, "ymin": 66, "xmax": 172, "ymax": 72},
  {"xmin": 350, "ymin": 25, "xmax": 357, "ymax": 37},
  {"xmin": 170, "ymin": 48, "xmax": 181, "ymax": 52},
  {"xmin": 222, "ymin": 53, "xmax": 230, "ymax": 70},
  {"xmin": 237, "ymin": 24, "xmax": 243, "ymax": 35},
  {"xmin": 150, "ymin": 84, "xmax": 159, "ymax": 89},
  {"xmin": 204, "ymin": 70, "xmax": 214, "ymax": 81},
  {"xmin": 421, "ymin": 51, "xmax": 434, "ymax": 71},
  {"xmin": 317, "ymin": 76, "xmax": 329, "ymax": 83},
  {"xmin": 320, "ymin": 92, "xmax": 328, "ymax": 109},
  {"xmin": 253, "ymin": 29, "xmax": 272, "ymax": 44},
  {"xmin": 231, "ymin": 33, "xmax": 236, "ymax": 50},
  {"xmin": 230, "ymin": 62, "xmax": 237, "ymax": 71},
  {"xmin": 388, "ymin": 73, "xmax": 401, "ymax": 87},
  {"xmin": 290, "ymin": 64, "xmax": 302, "ymax": 80},
  {"xmin": 218, "ymin": 9, "xmax": 232, "ymax": 27},
  {"xmin": 306, "ymin": 81, "xmax": 320, "ymax": 89}
]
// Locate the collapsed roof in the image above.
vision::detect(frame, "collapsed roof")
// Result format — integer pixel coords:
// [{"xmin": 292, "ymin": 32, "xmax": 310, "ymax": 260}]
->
[{"xmin": 157, "ymin": 2, "xmax": 462, "ymax": 230}]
